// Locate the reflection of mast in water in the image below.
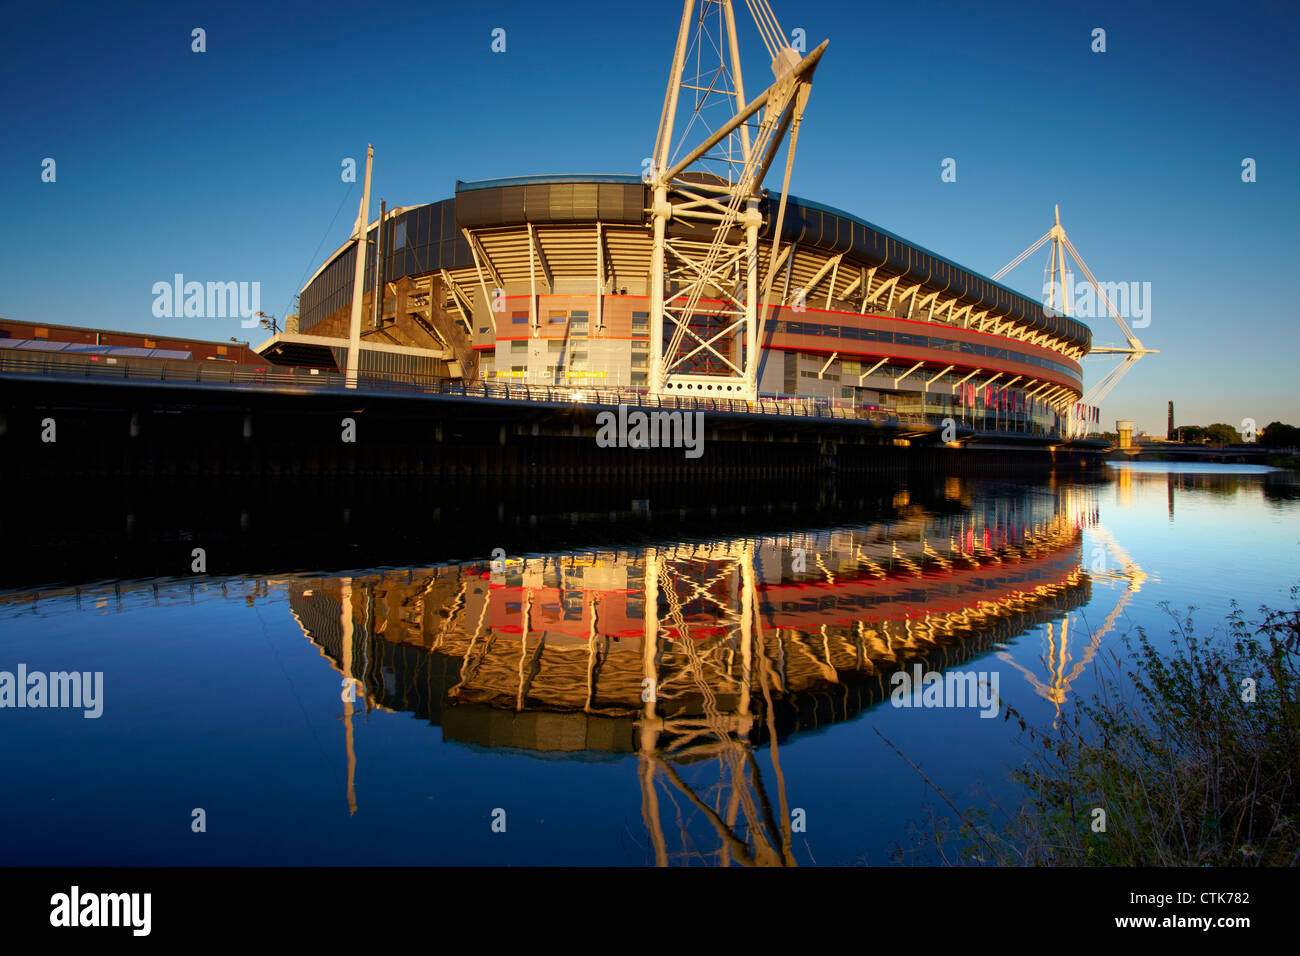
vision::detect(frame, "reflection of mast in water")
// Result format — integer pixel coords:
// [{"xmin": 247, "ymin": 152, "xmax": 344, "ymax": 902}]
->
[
  {"xmin": 995, "ymin": 522, "xmax": 1149, "ymax": 722},
  {"xmin": 639, "ymin": 543, "xmax": 795, "ymax": 865},
  {"xmin": 340, "ymin": 578, "xmax": 358, "ymax": 816}
]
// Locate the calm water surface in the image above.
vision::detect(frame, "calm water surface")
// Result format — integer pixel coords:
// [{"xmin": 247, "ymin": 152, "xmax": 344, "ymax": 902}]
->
[{"xmin": 1, "ymin": 463, "xmax": 1296, "ymax": 865}]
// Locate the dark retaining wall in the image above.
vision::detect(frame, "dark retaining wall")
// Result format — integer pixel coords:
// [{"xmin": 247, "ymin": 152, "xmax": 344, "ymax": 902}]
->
[{"xmin": 0, "ymin": 376, "xmax": 1103, "ymax": 483}]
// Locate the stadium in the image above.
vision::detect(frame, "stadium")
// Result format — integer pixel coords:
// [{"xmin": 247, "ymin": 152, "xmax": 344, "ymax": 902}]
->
[
  {"xmin": 255, "ymin": 0, "xmax": 1126, "ymax": 440},
  {"xmin": 263, "ymin": 174, "xmax": 1090, "ymax": 433}
]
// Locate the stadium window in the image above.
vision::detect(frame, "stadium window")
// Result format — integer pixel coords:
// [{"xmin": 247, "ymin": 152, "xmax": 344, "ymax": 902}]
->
[
  {"xmin": 510, "ymin": 340, "xmax": 528, "ymax": 353},
  {"xmin": 547, "ymin": 339, "xmax": 564, "ymax": 351},
  {"xmin": 394, "ymin": 221, "xmax": 407, "ymax": 249},
  {"xmin": 630, "ymin": 371, "xmax": 648, "ymax": 386},
  {"xmin": 548, "ymin": 311, "xmax": 567, "ymax": 323},
  {"xmin": 512, "ymin": 311, "xmax": 529, "ymax": 325}
]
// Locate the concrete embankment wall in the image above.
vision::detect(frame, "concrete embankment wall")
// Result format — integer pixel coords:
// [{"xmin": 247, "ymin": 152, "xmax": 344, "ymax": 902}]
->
[{"xmin": 0, "ymin": 376, "xmax": 1103, "ymax": 482}]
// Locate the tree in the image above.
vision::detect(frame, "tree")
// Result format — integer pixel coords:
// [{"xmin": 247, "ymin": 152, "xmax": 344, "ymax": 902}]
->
[
  {"xmin": 1260, "ymin": 421, "xmax": 1300, "ymax": 448},
  {"xmin": 1204, "ymin": 423, "xmax": 1243, "ymax": 445}
]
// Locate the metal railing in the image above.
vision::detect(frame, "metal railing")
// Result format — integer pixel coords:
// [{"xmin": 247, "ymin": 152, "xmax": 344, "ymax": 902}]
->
[{"xmin": 0, "ymin": 350, "xmax": 1068, "ymax": 439}]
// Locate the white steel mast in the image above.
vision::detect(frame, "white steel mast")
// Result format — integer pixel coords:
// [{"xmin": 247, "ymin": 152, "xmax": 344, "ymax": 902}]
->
[
  {"xmin": 345, "ymin": 145, "xmax": 374, "ymax": 389},
  {"xmin": 648, "ymin": 0, "xmax": 827, "ymax": 401},
  {"xmin": 992, "ymin": 205, "xmax": 1157, "ymax": 437}
]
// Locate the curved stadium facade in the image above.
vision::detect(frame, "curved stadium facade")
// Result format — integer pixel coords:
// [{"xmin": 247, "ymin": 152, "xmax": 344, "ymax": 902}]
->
[{"xmin": 264, "ymin": 174, "xmax": 1091, "ymax": 433}]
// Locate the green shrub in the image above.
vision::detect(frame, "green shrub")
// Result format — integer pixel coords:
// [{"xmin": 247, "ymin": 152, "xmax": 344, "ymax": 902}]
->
[{"xmin": 889, "ymin": 588, "xmax": 1300, "ymax": 866}]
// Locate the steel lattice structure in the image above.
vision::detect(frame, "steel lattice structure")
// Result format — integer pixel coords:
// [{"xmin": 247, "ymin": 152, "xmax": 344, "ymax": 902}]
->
[
  {"xmin": 992, "ymin": 205, "xmax": 1158, "ymax": 437},
  {"xmin": 647, "ymin": 0, "xmax": 827, "ymax": 400}
]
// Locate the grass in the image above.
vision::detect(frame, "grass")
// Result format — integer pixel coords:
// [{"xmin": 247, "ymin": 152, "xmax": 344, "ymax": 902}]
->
[{"xmin": 887, "ymin": 588, "xmax": 1300, "ymax": 866}]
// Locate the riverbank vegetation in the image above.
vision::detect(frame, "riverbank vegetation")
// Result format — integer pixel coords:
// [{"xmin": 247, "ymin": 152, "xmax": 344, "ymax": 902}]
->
[
  {"xmin": 891, "ymin": 591, "xmax": 1300, "ymax": 866},
  {"xmin": 1264, "ymin": 452, "xmax": 1300, "ymax": 471}
]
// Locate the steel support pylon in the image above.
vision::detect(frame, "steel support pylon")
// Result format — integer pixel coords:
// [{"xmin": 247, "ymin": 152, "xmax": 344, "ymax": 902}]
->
[
  {"xmin": 648, "ymin": 0, "xmax": 826, "ymax": 401},
  {"xmin": 993, "ymin": 205, "xmax": 1158, "ymax": 438}
]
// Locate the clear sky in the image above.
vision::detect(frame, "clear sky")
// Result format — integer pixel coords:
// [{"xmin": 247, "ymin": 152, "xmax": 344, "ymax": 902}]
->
[{"xmin": 2, "ymin": 0, "xmax": 1297, "ymax": 432}]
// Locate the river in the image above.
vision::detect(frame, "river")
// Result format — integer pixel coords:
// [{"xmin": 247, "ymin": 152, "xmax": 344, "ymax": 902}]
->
[{"xmin": 1, "ymin": 462, "xmax": 1295, "ymax": 865}]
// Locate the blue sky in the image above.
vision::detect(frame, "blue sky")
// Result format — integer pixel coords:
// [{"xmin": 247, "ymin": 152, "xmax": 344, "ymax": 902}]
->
[{"xmin": 2, "ymin": 0, "xmax": 1296, "ymax": 431}]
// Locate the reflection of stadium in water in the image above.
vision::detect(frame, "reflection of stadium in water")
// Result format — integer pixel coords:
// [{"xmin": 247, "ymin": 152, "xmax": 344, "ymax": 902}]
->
[{"xmin": 291, "ymin": 482, "xmax": 1141, "ymax": 862}]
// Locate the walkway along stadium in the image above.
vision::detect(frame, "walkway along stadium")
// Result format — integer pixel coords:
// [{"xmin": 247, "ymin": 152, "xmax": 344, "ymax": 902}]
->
[{"xmin": 0, "ymin": 0, "xmax": 1153, "ymax": 481}]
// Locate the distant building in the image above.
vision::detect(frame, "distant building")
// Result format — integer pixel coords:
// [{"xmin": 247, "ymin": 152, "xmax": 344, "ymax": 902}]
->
[{"xmin": 0, "ymin": 319, "xmax": 255, "ymax": 363}]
